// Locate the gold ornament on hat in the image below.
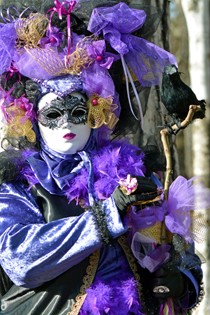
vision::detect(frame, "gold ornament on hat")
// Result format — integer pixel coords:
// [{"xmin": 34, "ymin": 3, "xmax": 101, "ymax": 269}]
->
[
  {"xmin": 16, "ymin": 13, "xmax": 49, "ymax": 48},
  {"xmin": 87, "ymin": 94, "xmax": 119, "ymax": 129},
  {"xmin": 23, "ymin": 35, "xmax": 97, "ymax": 77},
  {"xmin": 5, "ymin": 104, "xmax": 36, "ymax": 143}
]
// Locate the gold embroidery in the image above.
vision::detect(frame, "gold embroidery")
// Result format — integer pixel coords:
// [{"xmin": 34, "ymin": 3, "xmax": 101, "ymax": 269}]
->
[
  {"xmin": 118, "ymin": 235, "xmax": 143, "ymax": 302},
  {"xmin": 67, "ymin": 249, "xmax": 100, "ymax": 315}
]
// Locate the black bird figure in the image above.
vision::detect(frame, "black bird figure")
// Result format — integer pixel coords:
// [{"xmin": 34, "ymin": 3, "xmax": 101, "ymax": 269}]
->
[{"xmin": 161, "ymin": 64, "xmax": 206, "ymax": 134}]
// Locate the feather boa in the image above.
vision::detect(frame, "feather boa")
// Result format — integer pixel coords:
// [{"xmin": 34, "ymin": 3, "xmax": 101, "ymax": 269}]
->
[
  {"xmin": 63, "ymin": 141, "xmax": 146, "ymax": 204},
  {"xmin": 20, "ymin": 141, "xmax": 146, "ymax": 205},
  {"xmin": 80, "ymin": 277, "xmax": 144, "ymax": 315}
]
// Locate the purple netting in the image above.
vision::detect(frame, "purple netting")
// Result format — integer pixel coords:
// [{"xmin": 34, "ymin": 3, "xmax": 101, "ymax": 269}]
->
[
  {"xmin": 124, "ymin": 36, "xmax": 177, "ymax": 86},
  {"xmin": 88, "ymin": 2, "xmax": 177, "ymax": 86},
  {"xmin": 126, "ymin": 204, "xmax": 165, "ymax": 231},
  {"xmin": 131, "ymin": 233, "xmax": 171, "ymax": 272},
  {"xmin": 88, "ymin": 2, "xmax": 146, "ymax": 36},
  {"xmin": 14, "ymin": 48, "xmax": 53, "ymax": 80},
  {"xmin": 164, "ymin": 176, "xmax": 210, "ymax": 242},
  {"xmin": 82, "ymin": 62, "xmax": 116, "ymax": 98},
  {"xmin": 13, "ymin": 32, "xmax": 82, "ymax": 80},
  {"xmin": 127, "ymin": 176, "xmax": 210, "ymax": 243}
]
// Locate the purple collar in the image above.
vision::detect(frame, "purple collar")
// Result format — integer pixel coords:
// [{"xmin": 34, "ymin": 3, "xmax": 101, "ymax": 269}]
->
[{"xmin": 27, "ymin": 133, "xmax": 96, "ymax": 196}]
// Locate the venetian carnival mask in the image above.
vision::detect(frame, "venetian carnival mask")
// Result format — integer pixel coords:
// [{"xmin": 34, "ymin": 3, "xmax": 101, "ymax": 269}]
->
[
  {"xmin": 38, "ymin": 92, "xmax": 91, "ymax": 154},
  {"xmin": 0, "ymin": 1, "xmax": 177, "ymax": 152}
]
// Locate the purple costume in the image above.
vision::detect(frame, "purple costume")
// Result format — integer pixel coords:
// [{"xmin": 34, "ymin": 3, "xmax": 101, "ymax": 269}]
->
[
  {"xmin": 0, "ymin": 140, "xmax": 203, "ymax": 314},
  {"xmin": 0, "ymin": 1, "xmax": 206, "ymax": 314}
]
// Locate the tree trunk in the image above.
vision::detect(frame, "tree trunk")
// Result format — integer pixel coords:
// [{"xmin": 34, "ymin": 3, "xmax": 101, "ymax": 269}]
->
[
  {"xmin": 180, "ymin": 1, "xmax": 210, "ymax": 314},
  {"xmin": 131, "ymin": 0, "xmax": 180, "ymax": 179}
]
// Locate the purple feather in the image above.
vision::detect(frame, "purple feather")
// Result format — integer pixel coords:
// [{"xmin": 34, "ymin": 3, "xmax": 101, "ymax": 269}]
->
[
  {"xmin": 65, "ymin": 141, "xmax": 145, "ymax": 204},
  {"xmin": 21, "ymin": 141, "xmax": 146, "ymax": 205},
  {"xmin": 80, "ymin": 276, "xmax": 144, "ymax": 315}
]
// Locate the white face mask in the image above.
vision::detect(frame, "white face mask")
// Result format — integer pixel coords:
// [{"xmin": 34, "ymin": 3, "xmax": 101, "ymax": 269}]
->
[{"xmin": 38, "ymin": 92, "xmax": 91, "ymax": 154}]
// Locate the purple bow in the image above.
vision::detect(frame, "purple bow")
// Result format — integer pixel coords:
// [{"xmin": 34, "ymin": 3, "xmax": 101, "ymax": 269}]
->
[{"xmin": 88, "ymin": 2, "xmax": 177, "ymax": 87}]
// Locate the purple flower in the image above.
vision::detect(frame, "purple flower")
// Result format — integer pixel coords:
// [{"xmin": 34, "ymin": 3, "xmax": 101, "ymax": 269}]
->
[
  {"xmin": 39, "ymin": 27, "xmax": 64, "ymax": 48},
  {"xmin": 87, "ymin": 40, "xmax": 118, "ymax": 69}
]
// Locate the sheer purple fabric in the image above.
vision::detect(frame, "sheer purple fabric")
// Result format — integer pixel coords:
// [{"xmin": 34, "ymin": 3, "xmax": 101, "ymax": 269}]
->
[
  {"xmin": 127, "ymin": 176, "xmax": 210, "ymax": 243},
  {"xmin": 0, "ymin": 23, "xmax": 17, "ymax": 75},
  {"xmin": 88, "ymin": 2, "xmax": 177, "ymax": 86},
  {"xmin": 88, "ymin": 2, "xmax": 147, "ymax": 37},
  {"xmin": 164, "ymin": 176, "xmax": 210, "ymax": 242},
  {"xmin": 131, "ymin": 233, "xmax": 171, "ymax": 272}
]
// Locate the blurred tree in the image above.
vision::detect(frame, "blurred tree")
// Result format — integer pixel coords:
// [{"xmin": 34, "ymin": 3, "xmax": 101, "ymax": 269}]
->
[
  {"xmin": 170, "ymin": 1, "xmax": 191, "ymax": 179},
  {"xmin": 132, "ymin": 0, "xmax": 180, "ymax": 179},
  {"xmin": 179, "ymin": 1, "xmax": 210, "ymax": 314}
]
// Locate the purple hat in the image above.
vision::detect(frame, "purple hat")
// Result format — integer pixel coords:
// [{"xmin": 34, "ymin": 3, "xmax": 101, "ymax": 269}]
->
[{"xmin": 0, "ymin": 1, "xmax": 177, "ymax": 141}]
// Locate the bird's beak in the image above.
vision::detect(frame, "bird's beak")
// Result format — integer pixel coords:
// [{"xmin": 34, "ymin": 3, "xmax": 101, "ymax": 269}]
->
[{"xmin": 164, "ymin": 65, "xmax": 177, "ymax": 75}]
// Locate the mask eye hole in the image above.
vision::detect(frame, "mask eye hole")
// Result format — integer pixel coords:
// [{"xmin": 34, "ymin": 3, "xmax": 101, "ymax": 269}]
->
[
  {"xmin": 45, "ymin": 109, "xmax": 62, "ymax": 119},
  {"xmin": 71, "ymin": 106, "xmax": 87, "ymax": 118}
]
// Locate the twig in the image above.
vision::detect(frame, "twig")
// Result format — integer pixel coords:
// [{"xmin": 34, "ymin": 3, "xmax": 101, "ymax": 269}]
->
[
  {"xmin": 160, "ymin": 128, "xmax": 172, "ymax": 200},
  {"xmin": 159, "ymin": 105, "xmax": 201, "ymax": 243}
]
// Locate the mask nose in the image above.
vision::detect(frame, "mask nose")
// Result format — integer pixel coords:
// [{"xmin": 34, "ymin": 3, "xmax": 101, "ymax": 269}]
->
[
  {"xmin": 62, "ymin": 110, "xmax": 73, "ymax": 128},
  {"xmin": 62, "ymin": 121, "xmax": 72, "ymax": 129}
]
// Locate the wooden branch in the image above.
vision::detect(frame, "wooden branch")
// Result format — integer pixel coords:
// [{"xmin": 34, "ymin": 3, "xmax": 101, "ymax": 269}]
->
[
  {"xmin": 161, "ymin": 104, "xmax": 202, "ymax": 195},
  {"xmin": 159, "ymin": 105, "xmax": 202, "ymax": 244},
  {"xmin": 160, "ymin": 128, "xmax": 172, "ymax": 200},
  {"xmin": 170, "ymin": 105, "xmax": 202, "ymax": 134}
]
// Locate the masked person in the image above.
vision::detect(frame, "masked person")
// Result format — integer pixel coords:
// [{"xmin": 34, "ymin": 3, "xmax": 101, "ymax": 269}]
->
[{"xmin": 0, "ymin": 1, "xmax": 206, "ymax": 314}]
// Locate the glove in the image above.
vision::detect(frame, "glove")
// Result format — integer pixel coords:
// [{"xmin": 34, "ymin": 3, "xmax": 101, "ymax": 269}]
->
[
  {"xmin": 113, "ymin": 176, "xmax": 160, "ymax": 215},
  {"xmin": 151, "ymin": 264, "xmax": 186, "ymax": 299}
]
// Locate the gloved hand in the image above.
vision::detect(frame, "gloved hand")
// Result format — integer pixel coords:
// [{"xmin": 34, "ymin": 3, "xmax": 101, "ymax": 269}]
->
[
  {"xmin": 151, "ymin": 264, "xmax": 186, "ymax": 299},
  {"xmin": 113, "ymin": 175, "xmax": 160, "ymax": 215}
]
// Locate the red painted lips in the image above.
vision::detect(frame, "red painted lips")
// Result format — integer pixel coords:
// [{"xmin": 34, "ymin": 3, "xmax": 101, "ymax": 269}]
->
[{"xmin": 63, "ymin": 133, "xmax": 76, "ymax": 140}]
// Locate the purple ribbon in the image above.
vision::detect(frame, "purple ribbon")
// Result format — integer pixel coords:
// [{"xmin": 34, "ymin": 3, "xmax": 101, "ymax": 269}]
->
[
  {"xmin": 6, "ymin": 65, "xmax": 21, "ymax": 81},
  {"xmin": 47, "ymin": 0, "xmax": 77, "ymax": 55}
]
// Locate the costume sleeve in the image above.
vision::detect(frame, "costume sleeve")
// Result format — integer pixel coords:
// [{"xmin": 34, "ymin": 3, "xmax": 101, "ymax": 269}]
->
[{"xmin": 0, "ymin": 183, "xmax": 126, "ymax": 288}]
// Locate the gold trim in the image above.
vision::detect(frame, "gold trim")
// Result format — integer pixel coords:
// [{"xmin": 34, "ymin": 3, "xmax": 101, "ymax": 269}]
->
[
  {"xmin": 67, "ymin": 249, "xmax": 100, "ymax": 315},
  {"xmin": 118, "ymin": 235, "xmax": 143, "ymax": 303}
]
